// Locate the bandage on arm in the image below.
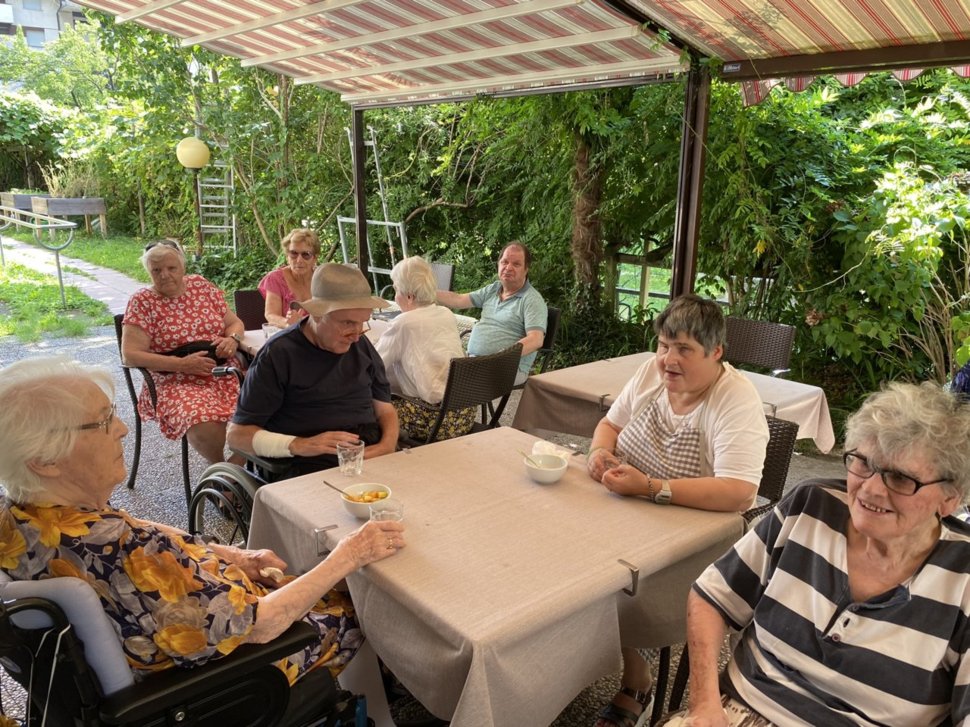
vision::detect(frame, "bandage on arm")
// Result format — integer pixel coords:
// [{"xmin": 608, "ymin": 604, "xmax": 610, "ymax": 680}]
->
[{"xmin": 252, "ymin": 430, "xmax": 296, "ymax": 458}]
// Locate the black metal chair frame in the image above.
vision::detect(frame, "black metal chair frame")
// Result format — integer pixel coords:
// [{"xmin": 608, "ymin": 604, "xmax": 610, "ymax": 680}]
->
[
  {"xmin": 398, "ymin": 343, "xmax": 523, "ymax": 446},
  {"xmin": 234, "ymin": 288, "xmax": 267, "ymax": 330},
  {"xmin": 650, "ymin": 415, "xmax": 799, "ymax": 725},
  {"xmin": 113, "ymin": 314, "xmax": 191, "ymax": 506},
  {"xmin": 723, "ymin": 316, "xmax": 796, "ymax": 378}
]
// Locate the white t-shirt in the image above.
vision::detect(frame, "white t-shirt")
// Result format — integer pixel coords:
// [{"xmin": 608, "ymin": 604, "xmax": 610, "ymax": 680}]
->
[
  {"xmin": 607, "ymin": 357, "xmax": 769, "ymax": 485},
  {"xmin": 374, "ymin": 304, "xmax": 465, "ymax": 405}
]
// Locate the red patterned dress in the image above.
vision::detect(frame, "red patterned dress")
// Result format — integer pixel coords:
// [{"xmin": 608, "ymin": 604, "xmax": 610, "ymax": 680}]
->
[{"xmin": 123, "ymin": 275, "xmax": 240, "ymax": 440}]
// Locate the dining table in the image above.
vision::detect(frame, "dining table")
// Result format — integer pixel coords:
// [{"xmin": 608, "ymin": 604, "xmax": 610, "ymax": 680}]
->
[
  {"xmin": 247, "ymin": 426, "xmax": 745, "ymax": 726},
  {"xmin": 512, "ymin": 351, "xmax": 837, "ymax": 453}
]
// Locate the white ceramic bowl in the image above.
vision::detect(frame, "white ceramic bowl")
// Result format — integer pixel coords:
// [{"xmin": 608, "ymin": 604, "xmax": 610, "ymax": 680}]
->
[
  {"xmin": 341, "ymin": 483, "xmax": 392, "ymax": 519},
  {"xmin": 524, "ymin": 454, "xmax": 568, "ymax": 484}
]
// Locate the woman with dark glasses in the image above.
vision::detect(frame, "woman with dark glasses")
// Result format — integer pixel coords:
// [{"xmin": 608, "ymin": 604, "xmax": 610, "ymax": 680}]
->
[
  {"xmin": 259, "ymin": 228, "xmax": 319, "ymax": 328},
  {"xmin": 121, "ymin": 239, "xmax": 244, "ymax": 464},
  {"xmin": 674, "ymin": 381, "xmax": 970, "ymax": 727}
]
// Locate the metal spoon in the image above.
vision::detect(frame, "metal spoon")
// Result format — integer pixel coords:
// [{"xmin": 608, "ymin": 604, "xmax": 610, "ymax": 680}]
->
[
  {"xmin": 322, "ymin": 479, "xmax": 348, "ymax": 496},
  {"xmin": 518, "ymin": 450, "xmax": 544, "ymax": 468}
]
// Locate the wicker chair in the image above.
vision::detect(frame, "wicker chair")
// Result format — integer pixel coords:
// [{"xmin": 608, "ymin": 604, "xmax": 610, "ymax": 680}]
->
[
  {"xmin": 400, "ymin": 343, "xmax": 522, "ymax": 446},
  {"xmin": 113, "ymin": 314, "xmax": 191, "ymax": 505},
  {"xmin": 723, "ymin": 316, "xmax": 796, "ymax": 378},
  {"xmin": 651, "ymin": 415, "xmax": 800, "ymax": 724},
  {"xmin": 233, "ymin": 289, "xmax": 266, "ymax": 330}
]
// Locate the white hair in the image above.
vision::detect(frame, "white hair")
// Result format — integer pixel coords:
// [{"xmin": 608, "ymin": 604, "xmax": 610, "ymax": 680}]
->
[
  {"xmin": 389, "ymin": 256, "xmax": 437, "ymax": 306},
  {"xmin": 140, "ymin": 240, "xmax": 185, "ymax": 274},
  {"xmin": 0, "ymin": 357, "xmax": 114, "ymax": 503}
]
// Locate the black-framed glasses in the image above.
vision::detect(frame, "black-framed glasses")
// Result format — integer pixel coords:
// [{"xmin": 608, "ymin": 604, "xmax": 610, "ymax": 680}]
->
[
  {"xmin": 287, "ymin": 250, "xmax": 314, "ymax": 260},
  {"xmin": 843, "ymin": 450, "xmax": 950, "ymax": 496},
  {"xmin": 144, "ymin": 240, "xmax": 182, "ymax": 253},
  {"xmin": 76, "ymin": 403, "xmax": 117, "ymax": 435}
]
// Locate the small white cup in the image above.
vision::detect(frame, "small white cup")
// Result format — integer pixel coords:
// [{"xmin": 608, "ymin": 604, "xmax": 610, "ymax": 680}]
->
[
  {"xmin": 336, "ymin": 441, "xmax": 365, "ymax": 476},
  {"xmin": 262, "ymin": 323, "xmax": 280, "ymax": 339},
  {"xmin": 369, "ymin": 498, "xmax": 404, "ymax": 522}
]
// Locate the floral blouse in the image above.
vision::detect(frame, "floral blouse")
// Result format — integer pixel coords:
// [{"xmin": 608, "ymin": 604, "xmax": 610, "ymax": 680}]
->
[{"xmin": 0, "ymin": 502, "xmax": 361, "ymax": 683}]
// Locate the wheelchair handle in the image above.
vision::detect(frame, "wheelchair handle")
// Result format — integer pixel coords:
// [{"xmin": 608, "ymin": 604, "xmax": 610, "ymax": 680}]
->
[{"xmin": 212, "ymin": 365, "xmax": 245, "ymax": 384}]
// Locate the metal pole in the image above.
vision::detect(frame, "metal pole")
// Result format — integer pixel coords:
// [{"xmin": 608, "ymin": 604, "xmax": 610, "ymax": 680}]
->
[
  {"xmin": 352, "ymin": 108, "xmax": 370, "ymax": 276},
  {"xmin": 670, "ymin": 57, "xmax": 711, "ymax": 298},
  {"xmin": 192, "ymin": 168, "xmax": 204, "ymax": 258},
  {"xmin": 54, "ymin": 249, "xmax": 66, "ymax": 307}
]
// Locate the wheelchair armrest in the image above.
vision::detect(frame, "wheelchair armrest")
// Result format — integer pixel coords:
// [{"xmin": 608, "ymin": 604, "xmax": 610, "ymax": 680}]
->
[
  {"xmin": 100, "ymin": 621, "xmax": 317, "ymax": 723},
  {"xmin": 228, "ymin": 446, "xmax": 294, "ymax": 476}
]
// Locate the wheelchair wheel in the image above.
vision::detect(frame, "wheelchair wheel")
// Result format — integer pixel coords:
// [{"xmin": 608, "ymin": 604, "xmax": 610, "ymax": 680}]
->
[{"xmin": 189, "ymin": 463, "xmax": 263, "ymax": 546}]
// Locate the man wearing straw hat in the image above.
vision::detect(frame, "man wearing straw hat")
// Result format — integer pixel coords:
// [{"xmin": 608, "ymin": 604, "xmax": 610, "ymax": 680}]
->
[{"xmin": 228, "ymin": 263, "xmax": 399, "ymax": 477}]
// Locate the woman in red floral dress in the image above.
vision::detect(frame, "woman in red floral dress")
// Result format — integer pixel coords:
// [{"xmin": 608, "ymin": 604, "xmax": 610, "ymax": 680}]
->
[{"xmin": 121, "ymin": 240, "xmax": 244, "ymax": 463}]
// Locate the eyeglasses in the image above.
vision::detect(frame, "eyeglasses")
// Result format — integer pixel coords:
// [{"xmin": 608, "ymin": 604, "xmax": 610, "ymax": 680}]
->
[
  {"xmin": 331, "ymin": 318, "xmax": 371, "ymax": 334},
  {"xmin": 843, "ymin": 450, "xmax": 950, "ymax": 496},
  {"xmin": 76, "ymin": 403, "xmax": 117, "ymax": 435},
  {"xmin": 144, "ymin": 240, "xmax": 182, "ymax": 253},
  {"xmin": 287, "ymin": 250, "xmax": 314, "ymax": 260}
]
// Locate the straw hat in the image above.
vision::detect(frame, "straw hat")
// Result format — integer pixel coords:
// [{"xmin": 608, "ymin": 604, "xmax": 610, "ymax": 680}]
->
[{"xmin": 297, "ymin": 263, "xmax": 389, "ymax": 317}]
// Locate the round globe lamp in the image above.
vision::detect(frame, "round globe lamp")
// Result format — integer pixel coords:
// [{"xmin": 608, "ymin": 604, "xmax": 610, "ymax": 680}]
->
[{"xmin": 175, "ymin": 137, "xmax": 210, "ymax": 256}]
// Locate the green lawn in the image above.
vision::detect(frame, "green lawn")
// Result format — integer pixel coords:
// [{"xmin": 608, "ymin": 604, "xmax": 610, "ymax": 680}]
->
[
  {"xmin": 6, "ymin": 229, "xmax": 149, "ymax": 282},
  {"xmin": 0, "ymin": 262, "xmax": 111, "ymax": 340}
]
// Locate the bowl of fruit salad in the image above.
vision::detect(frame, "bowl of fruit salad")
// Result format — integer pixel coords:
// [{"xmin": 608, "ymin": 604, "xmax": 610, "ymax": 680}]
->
[{"xmin": 340, "ymin": 483, "xmax": 392, "ymax": 519}]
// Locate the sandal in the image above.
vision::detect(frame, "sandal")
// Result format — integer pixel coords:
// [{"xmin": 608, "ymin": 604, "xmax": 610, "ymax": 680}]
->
[{"xmin": 594, "ymin": 686, "xmax": 654, "ymax": 727}]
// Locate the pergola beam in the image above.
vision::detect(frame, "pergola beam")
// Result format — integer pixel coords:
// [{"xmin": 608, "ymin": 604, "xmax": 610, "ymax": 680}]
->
[
  {"xmin": 118, "ymin": 0, "xmax": 185, "ymax": 22},
  {"xmin": 181, "ymin": 0, "xmax": 365, "ymax": 47},
  {"xmin": 295, "ymin": 27, "xmax": 642, "ymax": 85},
  {"xmin": 721, "ymin": 39, "xmax": 970, "ymax": 81},
  {"xmin": 341, "ymin": 57, "xmax": 682, "ymax": 104},
  {"xmin": 670, "ymin": 57, "xmax": 711, "ymax": 299}
]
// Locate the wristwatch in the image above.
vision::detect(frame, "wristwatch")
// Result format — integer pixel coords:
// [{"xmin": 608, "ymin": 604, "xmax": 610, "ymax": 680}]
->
[
  {"xmin": 230, "ymin": 332, "xmax": 243, "ymax": 345},
  {"xmin": 654, "ymin": 479, "xmax": 673, "ymax": 505}
]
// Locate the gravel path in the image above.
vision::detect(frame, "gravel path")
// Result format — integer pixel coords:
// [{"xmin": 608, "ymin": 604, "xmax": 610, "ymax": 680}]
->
[{"xmin": 0, "ymin": 237, "xmax": 846, "ymax": 724}]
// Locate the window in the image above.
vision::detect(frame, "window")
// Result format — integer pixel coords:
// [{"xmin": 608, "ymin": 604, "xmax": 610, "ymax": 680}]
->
[
  {"xmin": 21, "ymin": 0, "xmax": 42, "ymax": 10},
  {"xmin": 23, "ymin": 27, "xmax": 45, "ymax": 47}
]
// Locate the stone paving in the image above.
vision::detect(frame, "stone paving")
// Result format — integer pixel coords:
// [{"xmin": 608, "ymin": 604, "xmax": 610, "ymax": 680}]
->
[{"xmin": 0, "ymin": 233, "xmax": 846, "ymax": 724}]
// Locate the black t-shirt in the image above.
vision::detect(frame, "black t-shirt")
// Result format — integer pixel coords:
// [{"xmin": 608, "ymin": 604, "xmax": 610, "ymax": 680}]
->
[{"xmin": 232, "ymin": 322, "xmax": 391, "ymax": 437}]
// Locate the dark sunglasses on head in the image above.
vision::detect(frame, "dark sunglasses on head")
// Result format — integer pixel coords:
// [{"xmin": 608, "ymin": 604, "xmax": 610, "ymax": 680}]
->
[
  {"xmin": 287, "ymin": 250, "xmax": 314, "ymax": 260},
  {"xmin": 144, "ymin": 240, "xmax": 182, "ymax": 253}
]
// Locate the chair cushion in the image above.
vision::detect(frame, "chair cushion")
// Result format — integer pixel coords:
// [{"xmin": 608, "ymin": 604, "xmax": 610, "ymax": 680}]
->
[{"xmin": 0, "ymin": 576, "xmax": 134, "ymax": 695}]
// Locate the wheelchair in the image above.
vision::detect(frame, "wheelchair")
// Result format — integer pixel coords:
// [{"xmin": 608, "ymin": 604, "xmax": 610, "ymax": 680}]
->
[{"xmin": 0, "ymin": 574, "xmax": 371, "ymax": 726}]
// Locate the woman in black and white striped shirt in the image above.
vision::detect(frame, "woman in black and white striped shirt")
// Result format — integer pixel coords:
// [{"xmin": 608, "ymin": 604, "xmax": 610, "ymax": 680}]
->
[{"xmin": 683, "ymin": 381, "xmax": 970, "ymax": 727}]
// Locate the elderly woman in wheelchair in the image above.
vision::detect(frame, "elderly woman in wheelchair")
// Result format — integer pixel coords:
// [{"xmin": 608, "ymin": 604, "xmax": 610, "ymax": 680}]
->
[{"xmin": 0, "ymin": 356, "xmax": 405, "ymax": 690}]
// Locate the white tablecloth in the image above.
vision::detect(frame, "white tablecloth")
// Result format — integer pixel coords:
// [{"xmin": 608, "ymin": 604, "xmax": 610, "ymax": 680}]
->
[
  {"xmin": 512, "ymin": 352, "xmax": 836, "ymax": 453},
  {"xmin": 239, "ymin": 309, "xmax": 476, "ymax": 358},
  {"xmin": 247, "ymin": 427, "xmax": 743, "ymax": 726}
]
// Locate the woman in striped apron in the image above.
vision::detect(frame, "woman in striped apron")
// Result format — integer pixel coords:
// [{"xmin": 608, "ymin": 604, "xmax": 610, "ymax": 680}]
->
[{"xmin": 587, "ymin": 295, "xmax": 770, "ymax": 727}]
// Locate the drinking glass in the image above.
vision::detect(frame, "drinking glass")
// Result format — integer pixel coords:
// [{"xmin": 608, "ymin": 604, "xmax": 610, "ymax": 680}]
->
[
  {"xmin": 369, "ymin": 498, "xmax": 404, "ymax": 522},
  {"xmin": 336, "ymin": 441, "xmax": 365, "ymax": 476}
]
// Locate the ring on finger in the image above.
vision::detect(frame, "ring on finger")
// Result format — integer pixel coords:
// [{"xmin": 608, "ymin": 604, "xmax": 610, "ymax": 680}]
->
[{"xmin": 385, "ymin": 538, "xmax": 394, "ymax": 550}]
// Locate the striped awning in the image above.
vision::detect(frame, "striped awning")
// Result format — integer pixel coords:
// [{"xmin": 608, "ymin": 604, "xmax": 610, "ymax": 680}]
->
[{"xmin": 75, "ymin": 0, "xmax": 970, "ymax": 106}]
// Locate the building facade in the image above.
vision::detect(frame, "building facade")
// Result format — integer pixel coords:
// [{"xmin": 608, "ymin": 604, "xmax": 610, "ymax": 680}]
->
[{"xmin": 0, "ymin": 0, "xmax": 86, "ymax": 48}]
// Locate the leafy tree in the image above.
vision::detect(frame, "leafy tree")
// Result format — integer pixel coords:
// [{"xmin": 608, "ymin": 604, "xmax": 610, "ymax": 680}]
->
[{"xmin": 0, "ymin": 90, "xmax": 64, "ymax": 190}]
